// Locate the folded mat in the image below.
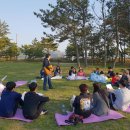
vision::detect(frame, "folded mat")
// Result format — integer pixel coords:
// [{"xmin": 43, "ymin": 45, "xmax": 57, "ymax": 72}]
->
[
  {"xmin": 15, "ymin": 81, "xmax": 28, "ymax": 87},
  {"xmin": 0, "ymin": 108, "xmax": 32, "ymax": 122},
  {"xmin": 55, "ymin": 110, "xmax": 125, "ymax": 126}
]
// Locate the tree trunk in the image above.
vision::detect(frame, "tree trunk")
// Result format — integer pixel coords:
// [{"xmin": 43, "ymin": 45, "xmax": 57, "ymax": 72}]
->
[
  {"xmin": 113, "ymin": 4, "xmax": 119, "ymax": 68},
  {"xmin": 73, "ymin": 34, "xmax": 80, "ymax": 67}
]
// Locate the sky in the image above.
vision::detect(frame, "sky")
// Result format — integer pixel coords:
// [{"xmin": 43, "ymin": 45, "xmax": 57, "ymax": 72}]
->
[{"xmin": 0, "ymin": 0, "xmax": 99, "ymax": 53}]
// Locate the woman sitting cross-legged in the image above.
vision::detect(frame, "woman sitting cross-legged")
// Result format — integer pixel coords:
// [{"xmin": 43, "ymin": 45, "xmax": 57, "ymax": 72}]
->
[
  {"xmin": 72, "ymin": 84, "xmax": 91, "ymax": 118},
  {"xmin": 91, "ymin": 83, "xmax": 110, "ymax": 116},
  {"xmin": 0, "ymin": 81, "xmax": 23, "ymax": 117},
  {"xmin": 22, "ymin": 82, "xmax": 49, "ymax": 120}
]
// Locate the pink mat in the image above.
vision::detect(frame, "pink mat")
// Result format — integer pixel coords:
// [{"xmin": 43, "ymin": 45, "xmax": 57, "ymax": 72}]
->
[
  {"xmin": 55, "ymin": 110, "xmax": 125, "ymax": 126},
  {"xmin": 0, "ymin": 109, "xmax": 32, "ymax": 122},
  {"xmin": 15, "ymin": 81, "xmax": 28, "ymax": 87},
  {"xmin": 124, "ymin": 106, "xmax": 130, "ymax": 113}
]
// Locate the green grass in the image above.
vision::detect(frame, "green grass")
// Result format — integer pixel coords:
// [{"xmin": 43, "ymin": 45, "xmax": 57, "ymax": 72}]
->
[{"xmin": 0, "ymin": 61, "xmax": 129, "ymax": 130}]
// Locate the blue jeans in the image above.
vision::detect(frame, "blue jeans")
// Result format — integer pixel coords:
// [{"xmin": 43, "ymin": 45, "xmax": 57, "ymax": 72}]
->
[{"xmin": 43, "ymin": 75, "xmax": 52, "ymax": 90}]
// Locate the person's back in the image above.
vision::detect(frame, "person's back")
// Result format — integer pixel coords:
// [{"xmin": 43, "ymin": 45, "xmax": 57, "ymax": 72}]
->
[
  {"xmin": 22, "ymin": 82, "xmax": 49, "ymax": 119},
  {"xmin": 91, "ymin": 83, "xmax": 109, "ymax": 116},
  {"xmin": 113, "ymin": 87, "xmax": 130, "ymax": 110},
  {"xmin": 0, "ymin": 82, "xmax": 22, "ymax": 117},
  {"xmin": 92, "ymin": 92, "xmax": 109, "ymax": 116},
  {"xmin": 73, "ymin": 84, "xmax": 91, "ymax": 118}
]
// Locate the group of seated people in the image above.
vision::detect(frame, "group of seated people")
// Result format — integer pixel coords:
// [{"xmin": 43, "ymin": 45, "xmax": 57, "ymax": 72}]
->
[
  {"xmin": 91, "ymin": 67, "xmax": 130, "ymax": 87},
  {"xmin": 0, "ymin": 81, "xmax": 49, "ymax": 120},
  {"xmin": 40, "ymin": 65, "xmax": 62, "ymax": 79},
  {"xmin": 67, "ymin": 66, "xmax": 87, "ymax": 80},
  {"xmin": 71, "ymin": 79, "xmax": 130, "ymax": 119}
]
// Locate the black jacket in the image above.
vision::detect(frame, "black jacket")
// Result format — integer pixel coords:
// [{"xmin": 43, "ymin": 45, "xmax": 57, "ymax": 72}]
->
[
  {"xmin": 22, "ymin": 92, "xmax": 49, "ymax": 117},
  {"xmin": 43, "ymin": 58, "xmax": 50, "ymax": 68},
  {"xmin": 73, "ymin": 93, "xmax": 91, "ymax": 118}
]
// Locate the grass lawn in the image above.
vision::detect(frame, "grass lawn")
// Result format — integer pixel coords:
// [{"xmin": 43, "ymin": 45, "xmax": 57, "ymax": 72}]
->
[{"xmin": 0, "ymin": 61, "xmax": 130, "ymax": 130}]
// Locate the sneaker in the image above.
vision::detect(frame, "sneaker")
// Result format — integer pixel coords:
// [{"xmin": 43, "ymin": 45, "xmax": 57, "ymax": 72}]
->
[
  {"xmin": 43, "ymin": 88, "xmax": 48, "ymax": 91},
  {"xmin": 49, "ymin": 87, "xmax": 53, "ymax": 89},
  {"xmin": 40, "ymin": 110, "xmax": 48, "ymax": 115}
]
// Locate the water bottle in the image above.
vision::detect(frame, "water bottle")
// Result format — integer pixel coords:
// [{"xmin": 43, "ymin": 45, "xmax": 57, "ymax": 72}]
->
[{"xmin": 61, "ymin": 104, "xmax": 67, "ymax": 115}]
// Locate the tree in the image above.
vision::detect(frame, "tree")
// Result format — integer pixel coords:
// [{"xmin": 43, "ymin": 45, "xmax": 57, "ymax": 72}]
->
[
  {"xmin": 21, "ymin": 39, "xmax": 43, "ymax": 59},
  {"xmin": 5, "ymin": 42, "xmax": 20, "ymax": 60},
  {"xmin": 34, "ymin": 0, "xmax": 93, "ymax": 67},
  {"xmin": 41, "ymin": 37, "xmax": 58, "ymax": 53},
  {"xmin": 106, "ymin": 0, "xmax": 130, "ymax": 67},
  {"xmin": 0, "ymin": 20, "xmax": 9, "ymax": 38},
  {"xmin": 65, "ymin": 43, "xmax": 84, "ymax": 60}
]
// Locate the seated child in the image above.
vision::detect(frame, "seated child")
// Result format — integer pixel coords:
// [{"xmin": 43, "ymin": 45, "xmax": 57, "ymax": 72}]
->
[
  {"xmin": 91, "ymin": 83, "xmax": 110, "ymax": 116},
  {"xmin": 72, "ymin": 84, "xmax": 91, "ymax": 118},
  {"xmin": 22, "ymin": 82, "xmax": 49, "ymax": 120},
  {"xmin": 77, "ymin": 68, "xmax": 86, "ymax": 77},
  {"xmin": 54, "ymin": 65, "xmax": 62, "ymax": 76},
  {"xmin": 0, "ymin": 81, "xmax": 23, "ymax": 117}
]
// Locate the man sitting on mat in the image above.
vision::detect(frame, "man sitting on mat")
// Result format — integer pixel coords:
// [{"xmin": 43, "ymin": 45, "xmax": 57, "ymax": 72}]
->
[
  {"xmin": 22, "ymin": 82, "xmax": 49, "ymax": 120},
  {"xmin": 0, "ymin": 81, "xmax": 23, "ymax": 117}
]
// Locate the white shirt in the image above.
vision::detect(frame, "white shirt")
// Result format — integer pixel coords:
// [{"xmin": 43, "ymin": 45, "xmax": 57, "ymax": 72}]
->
[{"xmin": 113, "ymin": 87, "xmax": 130, "ymax": 110}]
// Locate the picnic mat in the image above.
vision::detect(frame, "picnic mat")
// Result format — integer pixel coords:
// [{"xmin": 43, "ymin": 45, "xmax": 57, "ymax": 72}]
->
[
  {"xmin": 124, "ymin": 106, "xmax": 130, "ymax": 113},
  {"xmin": 55, "ymin": 110, "xmax": 125, "ymax": 126},
  {"xmin": 15, "ymin": 81, "xmax": 28, "ymax": 87},
  {"xmin": 0, "ymin": 109, "xmax": 32, "ymax": 122}
]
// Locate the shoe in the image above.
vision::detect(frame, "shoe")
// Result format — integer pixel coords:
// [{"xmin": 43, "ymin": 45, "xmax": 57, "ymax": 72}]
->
[
  {"xmin": 49, "ymin": 87, "xmax": 53, "ymax": 89},
  {"xmin": 40, "ymin": 110, "xmax": 48, "ymax": 115},
  {"xmin": 43, "ymin": 89, "xmax": 48, "ymax": 91}
]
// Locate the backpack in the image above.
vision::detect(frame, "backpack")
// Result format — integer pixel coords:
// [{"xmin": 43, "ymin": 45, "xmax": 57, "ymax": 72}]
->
[{"xmin": 65, "ymin": 113, "xmax": 83, "ymax": 125}]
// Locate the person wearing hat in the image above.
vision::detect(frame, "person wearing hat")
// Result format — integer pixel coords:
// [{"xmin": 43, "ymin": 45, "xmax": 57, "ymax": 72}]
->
[
  {"xmin": 22, "ymin": 82, "xmax": 49, "ymax": 120},
  {"xmin": 0, "ymin": 81, "xmax": 23, "ymax": 117},
  {"xmin": 91, "ymin": 83, "xmax": 110, "ymax": 116},
  {"xmin": 72, "ymin": 84, "xmax": 91, "ymax": 118},
  {"xmin": 110, "ymin": 80, "xmax": 130, "ymax": 111}
]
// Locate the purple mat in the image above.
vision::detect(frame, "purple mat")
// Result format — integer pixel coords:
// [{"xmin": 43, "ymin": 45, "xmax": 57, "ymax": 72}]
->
[
  {"xmin": 15, "ymin": 81, "xmax": 28, "ymax": 87},
  {"xmin": 124, "ymin": 106, "xmax": 130, "ymax": 113},
  {"xmin": 0, "ymin": 109, "xmax": 32, "ymax": 122},
  {"xmin": 55, "ymin": 110, "xmax": 125, "ymax": 126}
]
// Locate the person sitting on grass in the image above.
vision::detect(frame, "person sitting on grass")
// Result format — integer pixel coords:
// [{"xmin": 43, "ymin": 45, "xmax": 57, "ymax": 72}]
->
[
  {"xmin": 109, "ymin": 80, "xmax": 130, "ymax": 111},
  {"xmin": 0, "ymin": 81, "xmax": 23, "ymax": 117},
  {"xmin": 91, "ymin": 83, "xmax": 110, "ymax": 116},
  {"xmin": 95, "ymin": 68, "xmax": 100, "ymax": 75},
  {"xmin": 77, "ymin": 68, "xmax": 86, "ymax": 77},
  {"xmin": 69, "ymin": 66, "xmax": 76, "ymax": 76},
  {"xmin": 107, "ymin": 66, "xmax": 114, "ymax": 78},
  {"xmin": 120, "ymin": 70, "xmax": 130, "ymax": 89},
  {"xmin": 22, "ymin": 82, "xmax": 49, "ymax": 120},
  {"xmin": 72, "ymin": 84, "xmax": 91, "ymax": 118},
  {"xmin": 54, "ymin": 65, "xmax": 62, "ymax": 76},
  {"xmin": 111, "ymin": 73, "xmax": 119, "ymax": 86}
]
